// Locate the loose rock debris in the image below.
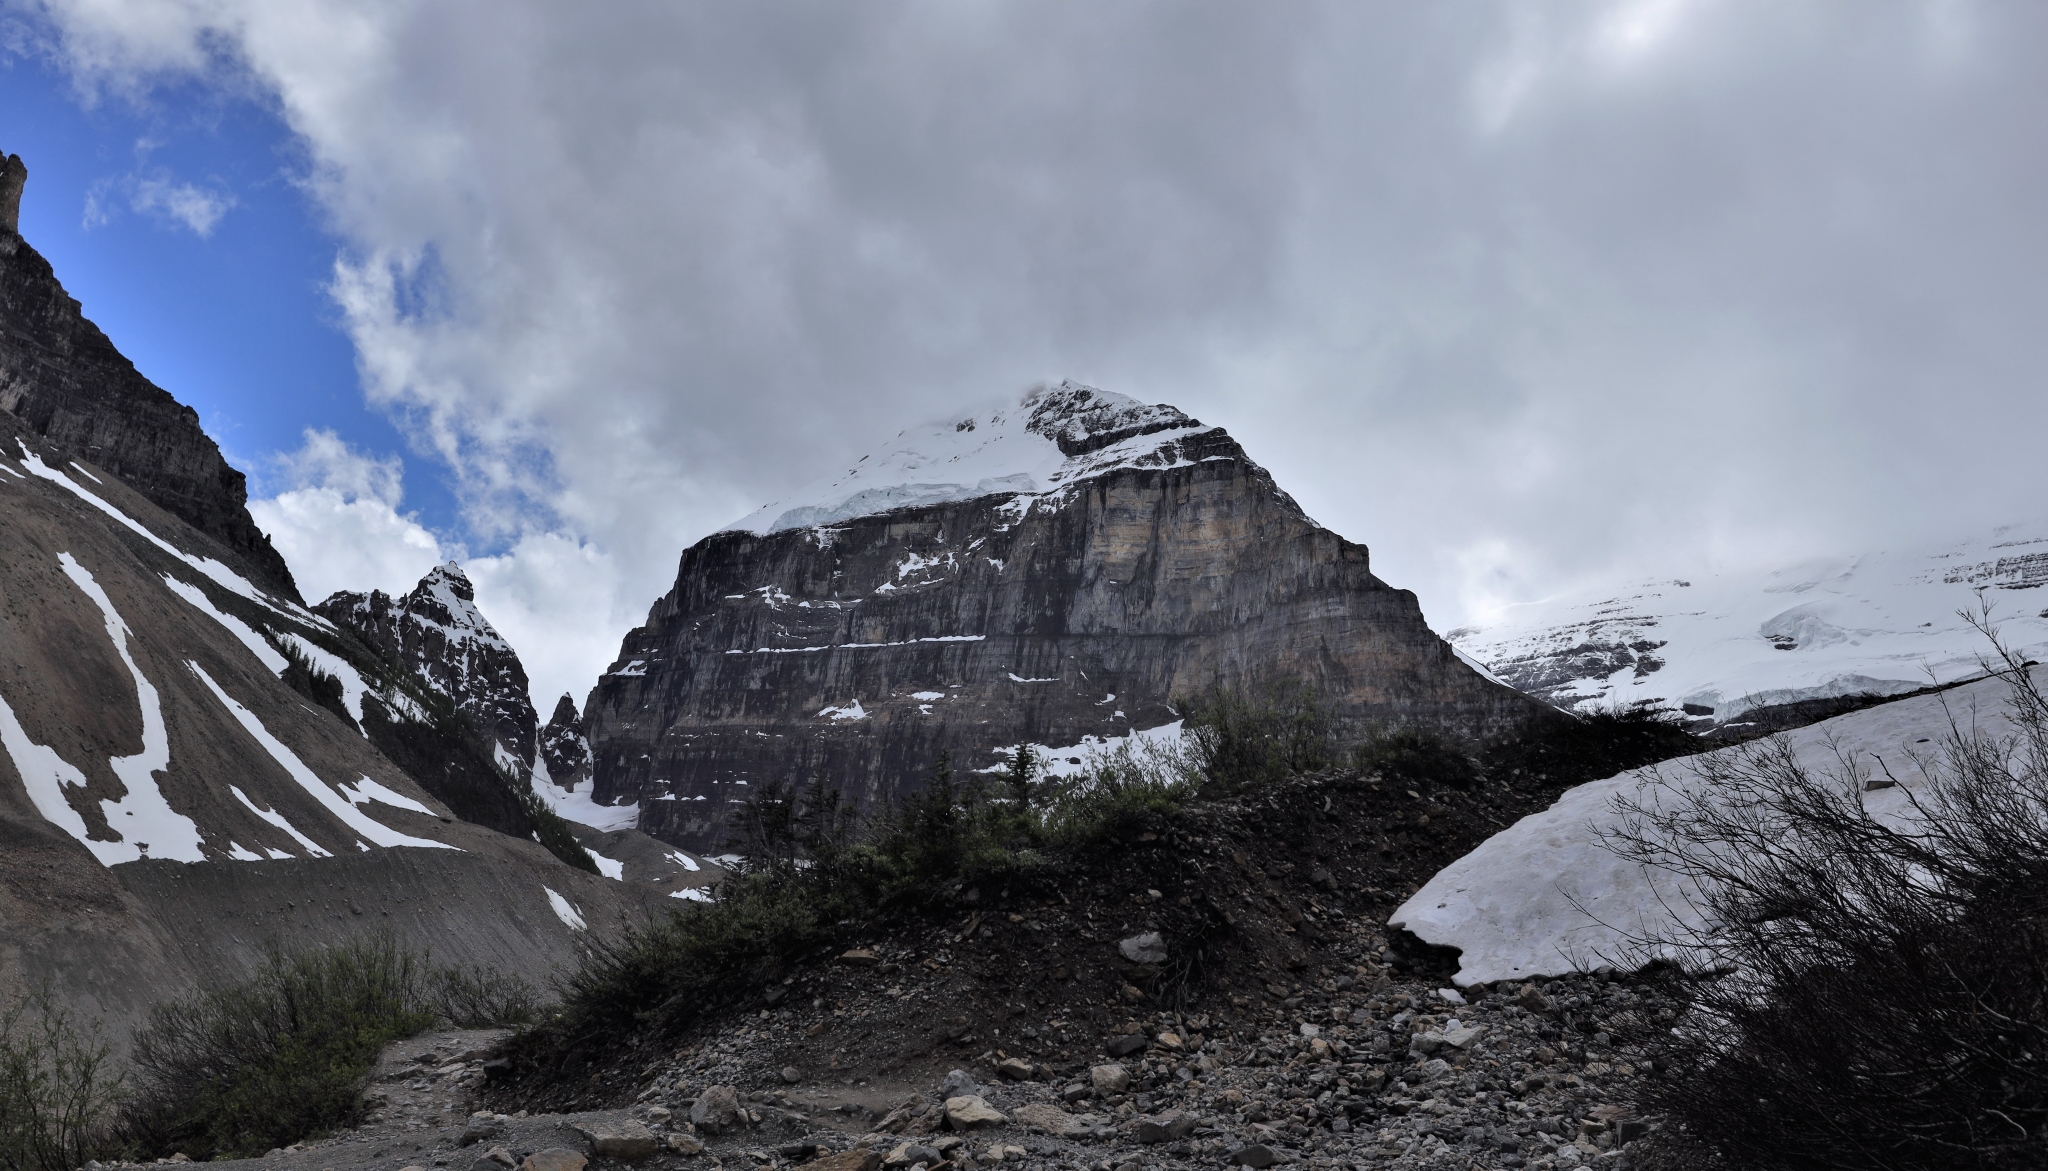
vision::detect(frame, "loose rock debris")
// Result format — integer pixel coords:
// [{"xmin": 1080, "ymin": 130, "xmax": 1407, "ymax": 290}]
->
[{"xmin": 112, "ymin": 773, "xmax": 1682, "ymax": 1171}]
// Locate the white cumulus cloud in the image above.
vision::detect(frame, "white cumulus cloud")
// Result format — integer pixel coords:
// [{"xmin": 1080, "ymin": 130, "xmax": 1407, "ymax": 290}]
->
[{"xmin": 249, "ymin": 428, "xmax": 444, "ymax": 603}]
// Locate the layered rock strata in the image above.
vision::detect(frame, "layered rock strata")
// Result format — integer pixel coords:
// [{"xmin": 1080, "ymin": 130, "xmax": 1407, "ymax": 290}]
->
[
  {"xmin": 0, "ymin": 158, "xmax": 297, "ymax": 598},
  {"xmin": 586, "ymin": 383, "xmax": 1545, "ymax": 849}
]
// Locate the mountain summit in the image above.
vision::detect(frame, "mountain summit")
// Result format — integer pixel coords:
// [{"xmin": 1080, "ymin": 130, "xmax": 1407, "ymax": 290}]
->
[
  {"xmin": 586, "ymin": 381, "xmax": 1546, "ymax": 849},
  {"xmin": 726, "ymin": 381, "xmax": 1218, "ymax": 536}
]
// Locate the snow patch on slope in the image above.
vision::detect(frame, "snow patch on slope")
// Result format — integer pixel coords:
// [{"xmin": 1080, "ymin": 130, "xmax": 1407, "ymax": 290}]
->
[
  {"xmin": 229, "ymin": 785, "xmax": 333, "ymax": 858},
  {"xmin": 529, "ymin": 755, "xmax": 640, "ymax": 832},
  {"xmin": 161, "ymin": 573, "xmax": 375, "ymax": 731},
  {"xmin": 18, "ymin": 442, "xmax": 324, "ymax": 628},
  {"xmin": 1391, "ymin": 666, "xmax": 2041, "ymax": 986},
  {"xmin": 0, "ymin": 554, "xmax": 206, "ymax": 866},
  {"xmin": 191, "ymin": 664, "xmax": 457, "ymax": 852},
  {"xmin": 724, "ymin": 382, "xmax": 1219, "ymax": 535},
  {"xmin": 985, "ymin": 720, "xmax": 1188, "ymax": 780},
  {"xmin": 545, "ymin": 887, "xmax": 587, "ymax": 929}
]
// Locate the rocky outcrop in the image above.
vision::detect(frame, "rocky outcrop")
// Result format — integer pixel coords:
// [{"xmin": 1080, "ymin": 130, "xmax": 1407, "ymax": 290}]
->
[
  {"xmin": 540, "ymin": 694, "xmax": 594, "ymax": 790},
  {"xmin": 585, "ymin": 382, "xmax": 1545, "ymax": 849},
  {"xmin": 317, "ymin": 574, "xmax": 646, "ymax": 839},
  {"xmin": 317, "ymin": 564, "xmax": 538, "ymax": 772},
  {"xmin": 0, "ymin": 153, "xmax": 24, "ymax": 235},
  {"xmin": 0, "ymin": 156, "xmax": 297, "ymax": 598}
]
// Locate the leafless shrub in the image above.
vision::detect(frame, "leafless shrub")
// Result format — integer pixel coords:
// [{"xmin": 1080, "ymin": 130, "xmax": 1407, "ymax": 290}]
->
[
  {"xmin": 0, "ymin": 984, "xmax": 122, "ymax": 1171},
  {"xmin": 1603, "ymin": 616, "xmax": 2048, "ymax": 1169}
]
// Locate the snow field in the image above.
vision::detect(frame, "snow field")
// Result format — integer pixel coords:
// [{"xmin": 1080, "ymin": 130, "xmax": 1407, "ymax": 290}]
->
[{"xmin": 1390, "ymin": 666, "xmax": 2042, "ymax": 986}]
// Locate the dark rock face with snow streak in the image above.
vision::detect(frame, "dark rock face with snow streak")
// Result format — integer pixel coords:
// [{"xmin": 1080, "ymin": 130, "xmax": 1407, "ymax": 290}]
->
[
  {"xmin": 540, "ymin": 694, "xmax": 594, "ymax": 790},
  {"xmin": 0, "ymin": 168, "xmax": 297, "ymax": 599},
  {"xmin": 585, "ymin": 383, "xmax": 1546, "ymax": 850},
  {"xmin": 316, "ymin": 564, "xmax": 539, "ymax": 771}
]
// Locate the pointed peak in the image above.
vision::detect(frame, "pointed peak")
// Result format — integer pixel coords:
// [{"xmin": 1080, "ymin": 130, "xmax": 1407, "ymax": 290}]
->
[
  {"xmin": 417, "ymin": 561, "xmax": 475, "ymax": 601},
  {"xmin": 547, "ymin": 694, "xmax": 581, "ymax": 728}
]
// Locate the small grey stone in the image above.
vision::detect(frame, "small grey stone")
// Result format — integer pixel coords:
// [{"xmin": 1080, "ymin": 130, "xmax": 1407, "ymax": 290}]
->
[
  {"xmin": 938, "ymin": 1068, "xmax": 981, "ymax": 1098},
  {"xmin": 1134, "ymin": 1113, "xmax": 1196, "ymax": 1144},
  {"xmin": 1118, "ymin": 932, "xmax": 1168, "ymax": 964},
  {"xmin": 1226, "ymin": 1144, "xmax": 1278, "ymax": 1168},
  {"xmin": 1105, "ymin": 1034, "xmax": 1149, "ymax": 1058},
  {"xmin": 689, "ymin": 1085, "xmax": 744, "ymax": 1134}
]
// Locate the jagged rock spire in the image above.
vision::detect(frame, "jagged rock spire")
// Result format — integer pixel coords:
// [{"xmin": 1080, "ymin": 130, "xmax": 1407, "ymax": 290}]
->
[{"xmin": 0, "ymin": 152, "xmax": 24, "ymax": 235}]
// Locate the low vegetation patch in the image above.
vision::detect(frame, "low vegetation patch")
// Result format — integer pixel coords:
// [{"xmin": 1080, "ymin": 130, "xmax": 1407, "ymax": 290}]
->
[
  {"xmin": 1609, "ymin": 628, "xmax": 2048, "ymax": 1169},
  {"xmin": 0, "ymin": 985, "xmax": 123, "ymax": 1171},
  {"xmin": 0, "ymin": 938, "xmax": 537, "ymax": 1165},
  {"xmin": 277, "ymin": 640, "xmax": 358, "ymax": 732},
  {"xmin": 507, "ymin": 679, "xmax": 1709, "ymax": 1088},
  {"xmin": 125, "ymin": 937, "xmax": 438, "ymax": 1159}
]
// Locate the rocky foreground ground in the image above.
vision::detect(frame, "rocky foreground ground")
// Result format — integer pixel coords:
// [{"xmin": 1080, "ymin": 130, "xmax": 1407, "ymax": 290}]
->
[
  {"xmin": 103, "ymin": 771, "xmax": 1681, "ymax": 1171},
  {"xmin": 130, "ymin": 948, "xmax": 1666, "ymax": 1171}
]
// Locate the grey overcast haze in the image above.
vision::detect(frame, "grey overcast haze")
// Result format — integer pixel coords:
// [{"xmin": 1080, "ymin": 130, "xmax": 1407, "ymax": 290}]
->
[{"xmin": 7, "ymin": 0, "xmax": 2047, "ymax": 710}]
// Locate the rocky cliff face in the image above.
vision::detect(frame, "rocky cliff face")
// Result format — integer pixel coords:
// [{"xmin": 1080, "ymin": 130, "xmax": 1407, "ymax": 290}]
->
[
  {"xmin": 586, "ymin": 382, "xmax": 1545, "ymax": 849},
  {"xmin": 317, "ymin": 570, "xmax": 645, "ymax": 837},
  {"xmin": 0, "ymin": 162, "xmax": 297, "ymax": 599},
  {"xmin": 317, "ymin": 564, "xmax": 538, "ymax": 771}
]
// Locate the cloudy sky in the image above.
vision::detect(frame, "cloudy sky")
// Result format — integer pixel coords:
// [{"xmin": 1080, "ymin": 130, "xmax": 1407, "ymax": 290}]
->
[{"xmin": 3, "ymin": 0, "xmax": 2044, "ymax": 710}]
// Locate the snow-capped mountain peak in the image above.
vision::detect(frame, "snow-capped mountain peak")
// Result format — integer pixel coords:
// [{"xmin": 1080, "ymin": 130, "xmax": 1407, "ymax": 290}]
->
[
  {"xmin": 724, "ymin": 380, "xmax": 1220, "ymax": 536},
  {"xmin": 317, "ymin": 562, "xmax": 533, "ymax": 764},
  {"xmin": 384, "ymin": 562, "xmax": 510, "ymax": 653}
]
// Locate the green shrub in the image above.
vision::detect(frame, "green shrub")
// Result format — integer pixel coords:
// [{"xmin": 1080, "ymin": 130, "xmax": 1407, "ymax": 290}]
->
[
  {"xmin": 862, "ymin": 753, "xmax": 1047, "ymax": 896},
  {"xmin": 1181, "ymin": 679, "xmax": 1337, "ymax": 794},
  {"xmin": 125, "ymin": 937, "xmax": 534, "ymax": 1159},
  {"xmin": 0, "ymin": 985, "xmax": 123, "ymax": 1171},
  {"xmin": 427, "ymin": 964, "xmax": 539, "ymax": 1029},
  {"xmin": 542, "ymin": 868, "xmax": 853, "ymax": 1049},
  {"xmin": 1037, "ymin": 735, "xmax": 1197, "ymax": 849}
]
